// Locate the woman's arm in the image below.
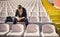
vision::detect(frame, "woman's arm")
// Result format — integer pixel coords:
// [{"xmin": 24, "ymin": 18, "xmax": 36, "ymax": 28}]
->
[{"xmin": 15, "ymin": 10, "xmax": 18, "ymax": 16}]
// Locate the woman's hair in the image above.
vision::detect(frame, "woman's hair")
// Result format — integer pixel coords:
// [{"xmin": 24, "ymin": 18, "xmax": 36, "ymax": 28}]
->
[{"xmin": 18, "ymin": 5, "xmax": 22, "ymax": 9}]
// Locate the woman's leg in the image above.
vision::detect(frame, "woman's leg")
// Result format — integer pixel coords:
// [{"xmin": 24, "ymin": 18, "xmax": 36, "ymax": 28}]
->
[
  {"xmin": 21, "ymin": 18, "xmax": 28, "ymax": 27},
  {"xmin": 13, "ymin": 18, "xmax": 17, "ymax": 24}
]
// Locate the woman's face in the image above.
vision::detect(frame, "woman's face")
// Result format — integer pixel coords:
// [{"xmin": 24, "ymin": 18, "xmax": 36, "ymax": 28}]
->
[{"xmin": 18, "ymin": 8, "xmax": 23, "ymax": 13}]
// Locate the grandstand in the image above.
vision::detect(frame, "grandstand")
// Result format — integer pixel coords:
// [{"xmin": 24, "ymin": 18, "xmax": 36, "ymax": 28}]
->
[{"xmin": 0, "ymin": 0, "xmax": 60, "ymax": 37}]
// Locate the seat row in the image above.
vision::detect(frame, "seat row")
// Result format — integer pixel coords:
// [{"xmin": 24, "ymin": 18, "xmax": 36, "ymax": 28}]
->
[
  {"xmin": 0, "ymin": 16, "xmax": 51, "ymax": 24},
  {"xmin": 0, "ymin": 23, "xmax": 59, "ymax": 37}
]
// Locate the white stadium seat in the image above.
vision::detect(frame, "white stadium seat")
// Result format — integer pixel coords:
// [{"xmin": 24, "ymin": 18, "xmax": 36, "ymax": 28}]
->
[
  {"xmin": 41, "ymin": 17, "xmax": 50, "ymax": 23},
  {"xmin": 0, "ymin": 17, "xmax": 6, "ymax": 23},
  {"xmin": 29, "ymin": 16, "xmax": 39, "ymax": 23},
  {"xmin": 32, "ymin": 12, "xmax": 39, "ymax": 16},
  {"xmin": 24, "ymin": 24, "xmax": 40, "ymax": 37},
  {"xmin": 40, "ymin": 12, "xmax": 47, "ymax": 17},
  {"xmin": 0, "ymin": 24, "xmax": 9, "ymax": 35},
  {"xmin": 41, "ymin": 24, "xmax": 59, "ymax": 37},
  {"xmin": 7, "ymin": 24, "xmax": 24, "ymax": 37}
]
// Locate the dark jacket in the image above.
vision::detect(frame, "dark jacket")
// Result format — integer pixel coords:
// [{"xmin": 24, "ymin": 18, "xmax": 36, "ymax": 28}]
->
[{"xmin": 15, "ymin": 7, "xmax": 27, "ymax": 18}]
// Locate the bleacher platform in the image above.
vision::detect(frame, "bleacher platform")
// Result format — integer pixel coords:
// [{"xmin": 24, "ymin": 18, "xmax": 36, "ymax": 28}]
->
[{"xmin": 0, "ymin": 0, "xmax": 59, "ymax": 37}]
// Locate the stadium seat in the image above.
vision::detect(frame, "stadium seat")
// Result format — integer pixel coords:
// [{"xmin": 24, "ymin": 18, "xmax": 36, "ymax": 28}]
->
[
  {"xmin": 27, "ymin": 11, "xmax": 31, "ymax": 17},
  {"xmin": 0, "ymin": 24, "xmax": 9, "ymax": 35},
  {"xmin": 29, "ymin": 16, "xmax": 39, "ymax": 23},
  {"xmin": 7, "ymin": 24, "xmax": 24, "ymax": 37},
  {"xmin": 32, "ymin": 12, "xmax": 39, "ymax": 16},
  {"xmin": 24, "ymin": 24, "xmax": 40, "ymax": 37},
  {"xmin": 41, "ymin": 17, "xmax": 49, "ymax": 23},
  {"xmin": 41, "ymin": 24, "xmax": 59, "ymax": 37},
  {"xmin": 0, "ymin": 17, "xmax": 6, "ymax": 23},
  {"xmin": 1, "ymin": 7, "xmax": 8, "ymax": 17},
  {"xmin": 40, "ymin": 12, "xmax": 47, "ymax": 17}
]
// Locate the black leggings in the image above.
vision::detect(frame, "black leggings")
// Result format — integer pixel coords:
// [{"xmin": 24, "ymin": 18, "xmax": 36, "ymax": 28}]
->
[{"xmin": 13, "ymin": 18, "xmax": 28, "ymax": 27}]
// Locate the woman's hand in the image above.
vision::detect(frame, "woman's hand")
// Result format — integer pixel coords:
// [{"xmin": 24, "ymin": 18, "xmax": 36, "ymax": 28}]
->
[
  {"xmin": 16, "ymin": 17, "xmax": 25, "ymax": 21},
  {"xmin": 19, "ymin": 17, "xmax": 25, "ymax": 20},
  {"xmin": 16, "ymin": 17, "xmax": 20, "ymax": 21}
]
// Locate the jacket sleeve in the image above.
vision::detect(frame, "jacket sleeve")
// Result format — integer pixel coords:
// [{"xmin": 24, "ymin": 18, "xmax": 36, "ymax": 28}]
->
[
  {"xmin": 23, "ymin": 8, "xmax": 27, "ymax": 18},
  {"xmin": 15, "ymin": 10, "xmax": 18, "ymax": 16}
]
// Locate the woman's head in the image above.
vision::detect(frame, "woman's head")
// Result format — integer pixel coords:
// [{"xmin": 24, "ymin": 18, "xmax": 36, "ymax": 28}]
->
[
  {"xmin": 18, "ymin": 5, "xmax": 22, "ymax": 9},
  {"xmin": 18, "ymin": 5, "xmax": 23, "ymax": 12}
]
